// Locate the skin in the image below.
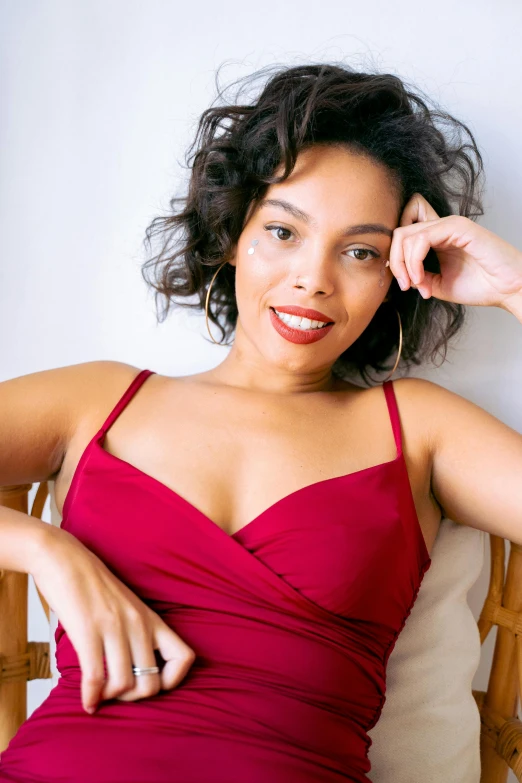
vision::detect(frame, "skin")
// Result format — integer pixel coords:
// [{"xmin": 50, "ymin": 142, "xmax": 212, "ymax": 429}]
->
[
  {"xmin": 53, "ymin": 145, "xmax": 442, "ymax": 555},
  {"xmin": 3, "ymin": 144, "xmax": 522, "ymax": 714},
  {"xmin": 52, "ymin": 144, "xmax": 522, "ymax": 556},
  {"xmin": 216, "ymin": 144, "xmax": 400, "ymax": 395}
]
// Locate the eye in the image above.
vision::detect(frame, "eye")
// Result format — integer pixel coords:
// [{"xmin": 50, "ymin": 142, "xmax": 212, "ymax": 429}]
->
[
  {"xmin": 264, "ymin": 224, "xmax": 294, "ymax": 242},
  {"xmin": 263, "ymin": 224, "xmax": 380, "ymax": 262},
  {"xmin": 346, "ymin": 248, "xmax": 380, "ymax": 262}
]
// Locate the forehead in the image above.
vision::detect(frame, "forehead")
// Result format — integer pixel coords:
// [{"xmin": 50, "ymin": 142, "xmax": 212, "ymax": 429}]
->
[
  {"xmin": 281, "ymin": 145, "xmax": 397, "ymax": 195},
  {"xmin": 255, "ymin": 145, "xmax": 401, "ymax": 228}
]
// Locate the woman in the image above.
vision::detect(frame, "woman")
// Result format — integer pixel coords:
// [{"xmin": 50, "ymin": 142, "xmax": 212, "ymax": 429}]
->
[{"xmin": 0, "ymin": 62, "xmax": 521, "ymax": 782}]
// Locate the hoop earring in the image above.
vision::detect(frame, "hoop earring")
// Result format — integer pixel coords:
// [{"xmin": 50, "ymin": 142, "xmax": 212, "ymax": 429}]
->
[
  {"xmin": 205, "ymin": 260, "xmax": 234, "ymax": 346},
  {"xmin": 380, "ymin": 307, "xmax": 403, "ymax": 383}
]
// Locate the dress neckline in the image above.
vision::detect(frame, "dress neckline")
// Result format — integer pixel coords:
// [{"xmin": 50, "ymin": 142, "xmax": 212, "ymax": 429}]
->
[
  {"xmin": 97, "ymin": 433, "xmax": 404, "ymax": 537},
  {"xmin": 59, "ymin": 434, "xmax": 429, "ymax": 563},
  {"xmin": 59, "ymin": 368, "xmax": 431, "ymax": 564}
]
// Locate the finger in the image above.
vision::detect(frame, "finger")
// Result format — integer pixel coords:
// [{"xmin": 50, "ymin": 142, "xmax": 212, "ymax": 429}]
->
[
  {"xmin": 115, "ymin": 621, "xmax": 162, "ymax": 701},
  {"xmin": 416, "ymin": 269, "xmax": 451, "ymax": 301},
  {"xmin": 390, "ymin": 216, "xmax": 439, "ymax": 289},
  {"xmin": 153, "ymin": 622, "xmax": 197, "ymax": 691},
  {"xmin": 99, "ymin": 626, "xmax": 136, "ymax": 702},
  {"xmin": 414, "ymin": 269, "xmax": 436, "ymax": 299},
  {"xmin": 391, "ymin": 216, "xmax": 459, "ymax": 291},
  {"xmin": 388, "ymin": 229, "xmax": 413, "ymax": 290},
  {"xmin": 77, "ymin": 634, "xmax": 106, "ymax": 715},
  {"xmin": 403, "ymin": 232, "xmax": 430, "ymax": 285},
  {"xmin": 399, "ymin": 192, "xmax": 441, "ymax": 227},
  {"xmin": 389, "ymin": 227, "xmax": 429, "ymax": 291}
]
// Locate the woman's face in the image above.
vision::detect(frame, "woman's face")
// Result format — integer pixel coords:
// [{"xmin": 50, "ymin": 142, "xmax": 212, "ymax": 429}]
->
[{"xmin": 227, "ymin": 144, "xmax": 402, "ymax": 379}]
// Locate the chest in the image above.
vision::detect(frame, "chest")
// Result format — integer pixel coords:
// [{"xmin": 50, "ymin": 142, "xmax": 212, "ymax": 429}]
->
[
  {"xmin": 93, "ymin": 384, "xmax": 400, "ymax": 533},
  {"xmin": 55, "ymin": 374, "xmax": 442, "ymax": 555}
]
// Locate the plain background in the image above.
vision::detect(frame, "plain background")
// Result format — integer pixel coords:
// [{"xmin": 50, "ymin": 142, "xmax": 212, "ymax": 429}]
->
[{"xmin": 2, "ymin": 1, "xmax": 522, "ymax": 778}]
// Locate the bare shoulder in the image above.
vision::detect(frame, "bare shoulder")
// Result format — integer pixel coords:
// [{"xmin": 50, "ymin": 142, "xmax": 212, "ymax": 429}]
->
[
  {"xmin": 390, "ymin": 376, "xmax": 522, "ymax": 539},
  {"xmin": 0, "ymin": 360, "xmax": 143, "ymax": 487},
  {"xmin": 374, "ymin": 376, "xmax": 442, "ymax": 454},
  {"xmin": 44, "ymin": 360, "xmax": 145, "ymax": 426},
  {"xmin": 339, "ymin": 376, "xmax": 437, "ymax": 479},
  {"xmin": 390, "ymin": 375, "xmax": 449, "ymax": 407},
  {"xmin": 67, "ymin": 360, "xmax": 146, "ymax": 416},
  {"xmin": 391, "ymin": 375, "xmax": 501, "ymax": 450},
  {"xmin": 58, "ymin": 360, "xmax": 150, "ymax": 452},
  {"xmin": 389, "ymin": 375, "xmax": 475, "ymax": 469},
  {"xmin": 334, "ymin": 375, "xmax": 441, "ymax": 454}
]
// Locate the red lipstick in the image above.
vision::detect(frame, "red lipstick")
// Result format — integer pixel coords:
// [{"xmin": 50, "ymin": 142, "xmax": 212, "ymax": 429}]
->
[
  {"xmin": 271, "ymin": 305, "xmax": 334, "ymax": 323},
  {"xmin": 269, "ymin": 306, "xmax": 335, "ymax": 345}
]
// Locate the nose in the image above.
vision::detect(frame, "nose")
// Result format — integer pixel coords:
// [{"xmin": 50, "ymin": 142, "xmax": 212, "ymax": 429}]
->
[{"xmin": 292, "ymin": 256, "xmax": 335, "ymax": 297}]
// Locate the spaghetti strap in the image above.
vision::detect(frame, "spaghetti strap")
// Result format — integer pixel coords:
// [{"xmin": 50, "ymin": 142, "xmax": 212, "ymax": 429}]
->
[
  {"xmin": 382, "ymin": 379, "xmax": 403, "ymax": 458},
  {"xmin": 99, "ymin": 368, "xmax": 156, "ymax": 436}
]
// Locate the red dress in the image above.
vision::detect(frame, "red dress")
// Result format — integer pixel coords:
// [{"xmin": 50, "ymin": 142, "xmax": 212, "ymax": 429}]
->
[{"xmin": 0, "ymin": 369, "xmax": 431, "ymax": 782}]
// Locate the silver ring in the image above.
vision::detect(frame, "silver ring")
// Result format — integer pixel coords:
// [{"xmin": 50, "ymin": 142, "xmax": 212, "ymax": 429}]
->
[{"xmin": 132, "ymin": 665, "xmax": 160, "ymax": 676}]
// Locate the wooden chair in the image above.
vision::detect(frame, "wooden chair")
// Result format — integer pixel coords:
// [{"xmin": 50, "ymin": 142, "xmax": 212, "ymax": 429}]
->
[{"xmin": 1, "ymin": 481, "xmax": 521, "ymax": 781}]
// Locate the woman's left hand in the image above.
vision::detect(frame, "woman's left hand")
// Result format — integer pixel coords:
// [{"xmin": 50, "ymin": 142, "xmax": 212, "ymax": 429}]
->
[{"xmin": 388, "ymin": 193, "xmax": 522, "ymax": 312}]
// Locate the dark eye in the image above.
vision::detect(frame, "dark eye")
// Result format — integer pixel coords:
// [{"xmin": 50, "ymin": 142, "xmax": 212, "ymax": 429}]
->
[
  {"xmin": 347, "ymin": 248, "xmax": 379, "ymax": 262},
  {"xmin": 264, "ymin": 224, "xmax": 294, "ymax": 241}
]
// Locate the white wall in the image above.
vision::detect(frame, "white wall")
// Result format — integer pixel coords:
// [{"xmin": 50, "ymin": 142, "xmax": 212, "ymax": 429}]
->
[{"xmin": 2, "ymin": 0, "xmax": 522, "ymax": 778}]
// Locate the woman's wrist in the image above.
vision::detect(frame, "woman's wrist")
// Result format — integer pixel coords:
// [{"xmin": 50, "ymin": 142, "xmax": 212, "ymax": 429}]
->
[
  {"xmin": 0, "ymin": 505, "xmax": 54, "ymax": 575},
  {"xmin": 499, "ymin": 288, "xmax": 522, "ymax": 323}
]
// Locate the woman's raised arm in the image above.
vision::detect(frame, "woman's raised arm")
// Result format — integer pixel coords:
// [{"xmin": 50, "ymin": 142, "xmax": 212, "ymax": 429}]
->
[{"xmin": 387, "ymin": 192, "xmax": 522, "ymax": 543}]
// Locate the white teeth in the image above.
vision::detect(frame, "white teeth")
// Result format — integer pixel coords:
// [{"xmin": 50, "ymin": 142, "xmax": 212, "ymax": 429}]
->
[{"xmin": 273, "ymin": 309, "xmax": 329, "ymax": 330}]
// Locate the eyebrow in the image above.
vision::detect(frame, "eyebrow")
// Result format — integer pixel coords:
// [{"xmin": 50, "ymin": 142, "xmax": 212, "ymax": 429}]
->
[{"xmin": 258, "ymin": 198, "xmax": 394, "ymax": 239}]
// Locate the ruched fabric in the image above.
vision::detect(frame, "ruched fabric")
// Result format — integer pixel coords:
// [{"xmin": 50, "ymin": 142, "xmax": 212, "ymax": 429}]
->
[{"xmin": 0, "ymin": 369, "xmax": 431, "ymax": 782}]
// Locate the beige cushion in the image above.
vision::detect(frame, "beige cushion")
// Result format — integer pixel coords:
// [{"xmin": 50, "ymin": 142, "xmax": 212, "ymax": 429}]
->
[
  {"xmin": 48, "ymin": 486, "xmax": 484, "ymax": 780},
  {"xmin": 367, "ymin": 517, "xmax": 485, "ymax": 782}
]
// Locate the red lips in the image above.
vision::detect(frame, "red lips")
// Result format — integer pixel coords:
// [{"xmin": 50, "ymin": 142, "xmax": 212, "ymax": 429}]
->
[
  {"xmin": 269, "ymin": 307, "xmax": 335, "ymax": 345},
  {"xmin": 271, "ymin": 305, "xmax": 334, "ymax": 323}
]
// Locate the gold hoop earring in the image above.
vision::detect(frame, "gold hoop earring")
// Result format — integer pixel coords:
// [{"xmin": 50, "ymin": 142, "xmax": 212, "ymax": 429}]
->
[
  {"xmin": 205, "ymin": 260, "xmax": 233, "ymax": 346},
  {"xmin": 381, "ymin": 307, "xmax": 403, "ymax": 383}
]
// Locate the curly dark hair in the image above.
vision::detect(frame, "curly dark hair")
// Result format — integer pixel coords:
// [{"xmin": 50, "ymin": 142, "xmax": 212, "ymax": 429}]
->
[{"xmin": 141, "ymin": 60, "xmax": 485, "ymax": 386}]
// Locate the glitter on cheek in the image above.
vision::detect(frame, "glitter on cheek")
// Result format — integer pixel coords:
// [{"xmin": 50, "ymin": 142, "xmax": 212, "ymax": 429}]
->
[{"xmin": 247, "ymin": 238, "xmax": 259, "ymax": 255}]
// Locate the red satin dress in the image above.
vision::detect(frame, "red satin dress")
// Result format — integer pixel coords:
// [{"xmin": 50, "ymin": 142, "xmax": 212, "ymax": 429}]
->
[{"xmin": 0, "ymin": 369, "xmax": 431, "ymax": 783}]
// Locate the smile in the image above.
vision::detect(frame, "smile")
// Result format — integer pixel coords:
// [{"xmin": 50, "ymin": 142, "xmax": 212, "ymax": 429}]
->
[
  {"xmin": 273, "ymin": 308, "xmax": 330, "ymax": 330},
  {"xmin": 269, "ymin": 307, "xmax": 334, "ymax": 345}
]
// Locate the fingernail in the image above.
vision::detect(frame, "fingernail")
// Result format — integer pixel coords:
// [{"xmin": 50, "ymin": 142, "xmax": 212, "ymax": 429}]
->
[
  {"xmin": 398, "ymin": 277, "xmax": 408, "ymax": 290},
  {"xmin": 85, "ymin": 705, "xmax": 96, "ymax": 715}
]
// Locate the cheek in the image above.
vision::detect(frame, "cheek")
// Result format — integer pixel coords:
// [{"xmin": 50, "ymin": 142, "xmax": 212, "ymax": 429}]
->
[
  {"xmin": 343, "ymin": 271, "xmax": 387, "ymax": 307},
  {"xmin": 235, "ymin": 244, "xmax": 282, "ymax": 296},
  {"xmin": 339, "ymin": 279, "xmax": 387, "ymax": 333},
  {"xmin": 234, "ymin": 257, "xmax": 275, "ymax": 315}
]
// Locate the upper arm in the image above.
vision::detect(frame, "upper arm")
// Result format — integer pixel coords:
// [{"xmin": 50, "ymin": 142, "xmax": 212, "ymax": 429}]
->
[
  {"xmin": 0, "ymin": 360, "xmax": 140, "ymax": 488},
  {"xmin": 405, "ymin": 377, "xmax": 522, "ymax": 543}
]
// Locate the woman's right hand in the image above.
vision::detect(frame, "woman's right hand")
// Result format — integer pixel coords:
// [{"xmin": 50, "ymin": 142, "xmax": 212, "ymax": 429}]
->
[{"xmin": 31, "ymin": 524, "xmax": 196, "ymax": 715}]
